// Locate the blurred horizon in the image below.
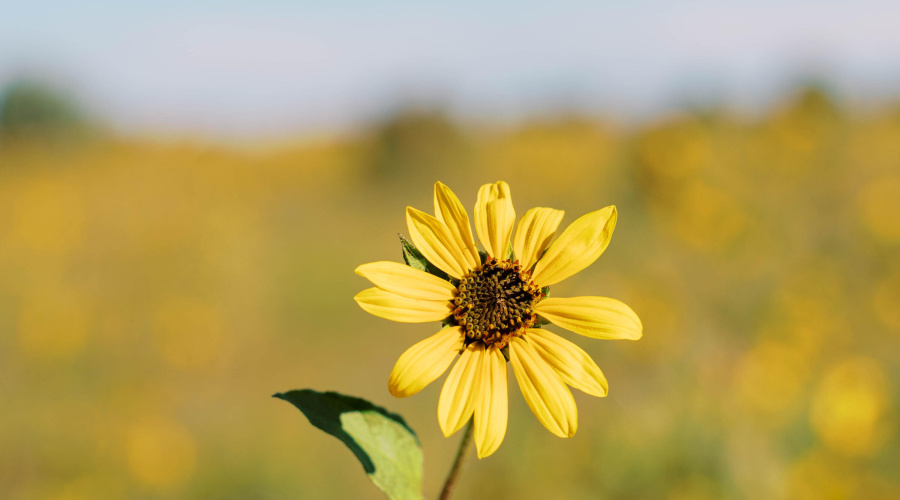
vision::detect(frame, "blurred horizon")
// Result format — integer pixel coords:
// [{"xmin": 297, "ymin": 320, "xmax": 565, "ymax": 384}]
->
[{"xmin": 4, "ymin": 0, "xmax": 900, "ymax": 137}]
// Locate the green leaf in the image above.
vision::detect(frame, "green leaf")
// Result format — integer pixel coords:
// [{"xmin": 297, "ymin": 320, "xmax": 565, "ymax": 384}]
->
[
  {"xmin": 399, "ymin": 234, "xmax": 449, "ymax": 281},
  {"xmin": 274, "ymin": 390, "xmax": 423, "ymax": 500}
]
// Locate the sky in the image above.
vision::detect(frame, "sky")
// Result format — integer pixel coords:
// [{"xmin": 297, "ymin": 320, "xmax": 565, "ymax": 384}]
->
[{"xmin": 3, "ymin": 0, "xmax": 900, "ymax": 136}]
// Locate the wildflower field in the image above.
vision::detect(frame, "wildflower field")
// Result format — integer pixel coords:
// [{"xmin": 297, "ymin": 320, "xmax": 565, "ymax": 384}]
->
[{"xmin": 2, "ymin": 88, "xmax": 899, "ymax": 499}]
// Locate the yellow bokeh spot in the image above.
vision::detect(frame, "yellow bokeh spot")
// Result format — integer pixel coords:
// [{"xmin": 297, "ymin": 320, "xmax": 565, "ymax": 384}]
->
[
  {"xmin": 126, "ymin": 417, "xmax": 197, "ymax": 488},
  {"xmin": 772, "ymin": 295, "xmax": 844, "ymax": 358},
  {"xmin": 810, "ymin": 357, "xmax": 891, "ymax": 457},
  {"xmin": 765, "ymin": 87, "xmax": 839, "ymax": 177},
  {"xmin": 10, "ymin": 177, "xmax": 85, "ymax": 254},
  {"xmin": 484, "ymin": 120, "xmax": 615, "ymax": 198},
  {"xmin": 153, "ymin": 297, "xmax": 231, "ymax": 370},
  {"xmin": 734, "ymin": 341, "xmax": 807, "ymax": 424},
  {"xmin": 787, "ymin": 450, "xmax": 857, "ymax": 500},
  {"xmin": 872, "ymin": 266, "xmax": 900, "ymax": 331},
  {"xmin": 858, "ymin": 177, "xmax": 900, "ymax": 243},
  {"xmin": 672, "ymin": 181, "xmax": 748, "ymax": 252},
  {"xmin": 637, "ymin": 116, "xmax": 711, "ymax": 181},
  {"xmin": 767, "ymin": 261, "xmax": 851, "ymax": 356},
  {"xmin": 622, "ymin": 289, "xmax": 684, "ymax": 361},
  {"xmin": 18, "ymin": 289, "xmax": 89, "ymax": 360}
]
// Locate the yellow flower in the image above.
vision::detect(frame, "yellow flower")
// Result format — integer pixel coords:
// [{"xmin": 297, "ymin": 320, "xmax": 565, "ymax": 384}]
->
[{"xmin": 354, "ymin": 181, "xmax": 642, "ymax": 458}]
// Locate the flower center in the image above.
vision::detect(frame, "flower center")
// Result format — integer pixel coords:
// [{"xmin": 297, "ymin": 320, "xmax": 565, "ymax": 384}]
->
[{"xmin": 453, "ymin": 257, "xmax": 543, "ymax": 348}]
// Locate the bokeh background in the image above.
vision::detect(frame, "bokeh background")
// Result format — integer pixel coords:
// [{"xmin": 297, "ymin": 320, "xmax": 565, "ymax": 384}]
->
[{"xmin": 2, "ymin": 2, "xmax": 900, "ymax": 499}]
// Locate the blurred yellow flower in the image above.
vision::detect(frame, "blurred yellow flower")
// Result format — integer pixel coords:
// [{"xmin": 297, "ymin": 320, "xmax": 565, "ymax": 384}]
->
[
  {"xmin": 354, "ymin": 181, "xmax": 642, "ymax": 458},
  {"xmin": 787, "ymin": 449, "xmax": 857, "ymax": 500},
  {"xmin": 18, "ymin": 286, "xmax": 90, "ymax": 360},
  {"xmin": 126, "ymin": 416, "xmax": 197, "ymax": 489},
  {"xmin": 858, "ymin": 176, "xmax": 900, "ymax": 243},
  {"xmin": 733, "ymin": 340, "xmax": 808, "ymax": 424},
  {"xmin": 872, "ymin": 266, "xmax": 900, "ymax": 331},
  {"xmin": 810, "ymin": 357, "xmax": 891, "ymax": 457}
]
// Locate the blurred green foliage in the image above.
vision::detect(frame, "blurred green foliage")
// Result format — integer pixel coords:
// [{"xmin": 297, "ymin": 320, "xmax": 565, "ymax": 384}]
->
[
  {"xmin": 1, "ymin": 87, "xmax": 899, "ymax": 499},
  {"xmin": 0, "ymin": 80, "xmax": 91, "ymax": 145},
  {"xmin": 367, "ymin": 108, "xmax": 467, "ymax": 182}
]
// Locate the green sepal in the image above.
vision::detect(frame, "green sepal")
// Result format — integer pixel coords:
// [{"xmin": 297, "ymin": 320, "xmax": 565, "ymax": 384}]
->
[
  {"xmin": 274, "ymin": 389, "xmax": 424, "ymax": 500},
  {"xmin": 399, "ymin": 234, "xmax": 449, "ymax": 281},
  {"xmin": 477, "ymin": 244, "xmax": 515, "ymax": 263},
  {"xmin": 500, "ymin": 345, "xmax": 510, "ymax": 362}
]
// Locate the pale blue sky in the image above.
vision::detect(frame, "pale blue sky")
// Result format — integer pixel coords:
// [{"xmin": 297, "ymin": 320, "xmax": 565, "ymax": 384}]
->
[{"xmin": 3, "ymin": 1, "xmax": 900, "ymax": 136}]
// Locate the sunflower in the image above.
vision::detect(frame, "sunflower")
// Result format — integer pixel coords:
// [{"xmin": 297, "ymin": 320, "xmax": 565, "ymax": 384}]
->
[{"xmin": 354, "ymin": 181, "xmax": 642, "ymax": 458}]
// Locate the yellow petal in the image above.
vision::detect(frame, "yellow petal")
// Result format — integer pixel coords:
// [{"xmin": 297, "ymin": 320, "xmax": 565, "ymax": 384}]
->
[
  {"xmin": 389, "ymin": 327, "xmax": 464, "ymax": 398},
  {"xmin": 406, "ymin": 207, "xmax": 469, "ymax": 279},
  {"xmin": 509, "ymin": 337, "xmax": 577, "ymax": 438},
  {"xmin": 531, "ymin": 206, "xmax": 617, "ymax": 287},
  {"xmin": 354, "ymin": 288, "xmax": 453, "ymax": 323},
  {"xmin": 474, "ymin": 181, "xmax": 515, "ymax": 258},
  {"xmin": 474, "ymin": 345, "xmax": 508, "ymax": 458},
  {"xmin": 438, "ymin": 343, "xmax": 483, "ymax": 436},
  {"xmin": 355, "ymin": 261, "xmax": 456, "ymax": 301},
  {"xmin": 525, "ymin": 329, "xmax": 608, "ymax": 397},
  {"xmin": 433, "ymin": 182, "xmax": 480, "ymax": 271},
  {"xmin": 513, "ymin": 207, "xmax": 564, "ymax": 271},
  {"xmin": 534, "ymin": 296, "xmax": 642, "ymax": 340}
]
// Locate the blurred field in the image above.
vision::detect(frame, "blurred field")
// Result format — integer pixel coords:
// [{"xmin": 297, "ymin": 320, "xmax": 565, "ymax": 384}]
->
[{"xmin": 1, "ymin": 86, "xmax": 899, "ymax": 499}]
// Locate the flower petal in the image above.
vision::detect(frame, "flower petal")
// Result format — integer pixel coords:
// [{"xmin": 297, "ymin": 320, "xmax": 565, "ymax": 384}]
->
[
  {"xmin": 525, "ymin": 329, "xmax": 608, "ymax": 397},
  {"xmin": 474, "ymin": 345, "xmax": 508, "ymax": 458},
  {"xmin": 513, "ymin": 207, "xmax": 565, "ymax": 271},
  {"xmin": 438, "ymin": 343, "xmax": 483, "ymax": 436},
  {"xmin": 354, "ymin": 288, "xmax": 453, "ymax": 323},
  {"xmin": 475, "ymin": 181, "xmax": 515, "ymax": 259},
  {"xmin": 355, "ymin": 261, "xmax": 457, "ymax": 301},
  {"xmin": 534, "ymin": 296, "xmax": 642, "ymax": 340},
  {"xmin": 531, "ymin": 206, "xmax": 617, "ymax": 287},
  {"xmin": 389, "ymin": 327, "xmax": 464, "ymax": 398},
  {"xmin": 509, "ymin": 337, "xmax": 577, "ymax": 438},
  {"xmin": 407, "ymin": 207, "xmax": 469, "ymax": 279},
  {"xmin": 433, "ymin": 182, "xmax": 480, "ymax": 271}
]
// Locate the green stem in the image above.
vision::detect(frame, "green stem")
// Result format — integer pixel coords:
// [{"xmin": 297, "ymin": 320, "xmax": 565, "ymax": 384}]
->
[{"xmin": 438, "ymin": 419, "xmax": 474, "ymax": 500}]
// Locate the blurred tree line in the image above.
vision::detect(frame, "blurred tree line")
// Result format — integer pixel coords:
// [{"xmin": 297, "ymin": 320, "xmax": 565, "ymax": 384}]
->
[{"xmin": 0, "ymin": 80, "xmax": 95, "ymax": 147}]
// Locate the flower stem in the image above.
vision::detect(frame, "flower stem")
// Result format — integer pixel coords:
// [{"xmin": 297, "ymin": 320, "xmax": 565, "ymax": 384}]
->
[{"xmin": 438, "ymin": 419, "xmax": 474, "ymax": 500}]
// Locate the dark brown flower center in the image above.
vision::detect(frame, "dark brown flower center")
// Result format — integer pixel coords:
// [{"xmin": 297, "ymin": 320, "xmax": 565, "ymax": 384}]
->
[{"xmin": 453, "ymin": 257, "xmax": 543, "ymax": 348}]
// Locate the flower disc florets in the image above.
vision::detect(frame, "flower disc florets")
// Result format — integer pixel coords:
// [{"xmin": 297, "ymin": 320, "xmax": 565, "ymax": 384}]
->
[{"xmin": 453, "ymin": 257, "xmax": 543, "ymax": 348}]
